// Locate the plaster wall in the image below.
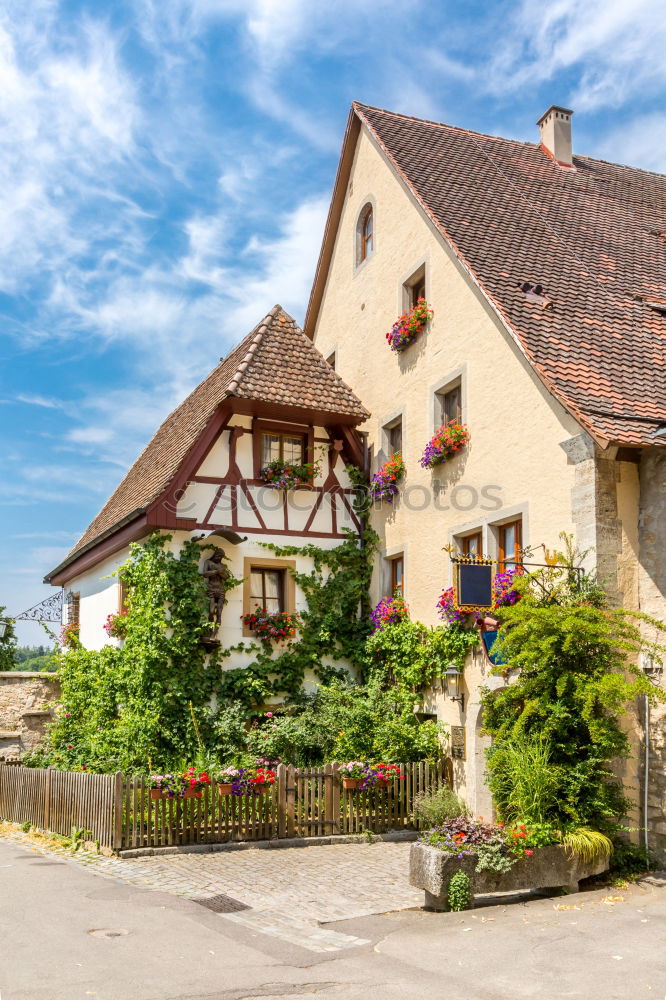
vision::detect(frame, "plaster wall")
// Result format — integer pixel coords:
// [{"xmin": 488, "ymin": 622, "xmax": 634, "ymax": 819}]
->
[{"xmin": 313, "ymin": 127, "xmax": 583, "ymax": 627}]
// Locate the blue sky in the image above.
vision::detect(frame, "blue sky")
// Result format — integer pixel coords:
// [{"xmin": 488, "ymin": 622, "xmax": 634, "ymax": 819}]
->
[{"xmin": 2, "ymin": 0, "xmax": 666, "ymax": 643}]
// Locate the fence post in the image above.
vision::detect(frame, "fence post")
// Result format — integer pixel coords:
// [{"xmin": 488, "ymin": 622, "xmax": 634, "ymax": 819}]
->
[
  {"xmin": 286, "ymin": 765, "xmax": 296, "ymax": 837},
  {"xmin": 43, "ymin": 767, "xmax": 52, "ymax": 832},
  {"xmin": 113, "ymin": 772, "xmax": 124, "ymax": 850},
  {"xmin": 277, "ymin": 763, "xmax": 287, "ymax": 839},
  {"xmin": 330, "ymin": 762, "xmax": 340, "ymax": 834}
]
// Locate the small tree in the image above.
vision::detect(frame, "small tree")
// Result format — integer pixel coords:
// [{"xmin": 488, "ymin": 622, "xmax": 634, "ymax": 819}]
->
[
  {"xmin": 0, "ymin": 607, "xmax": 17, "ymax": 670},
  {"xmin": 481, "ymin": 540, "xmax": 666, "ymax": 830}
]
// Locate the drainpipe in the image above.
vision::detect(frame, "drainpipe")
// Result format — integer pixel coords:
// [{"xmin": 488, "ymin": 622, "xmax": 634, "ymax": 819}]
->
[{"xmin": 643, "ymin": 695, "xmax": 650, "ymax": 853}]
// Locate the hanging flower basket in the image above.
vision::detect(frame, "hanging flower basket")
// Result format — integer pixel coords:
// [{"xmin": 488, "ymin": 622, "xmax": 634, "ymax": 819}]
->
[
  {"xmin": 260, "ymin": 459, "xmax": 320, "ymax": 490},
  {"xmin": 386, "ymin": 299, "xmax": 433, "ymax": 352},
  {"xmin": 370, "ymin": 453, "xmax": 405, "ymax": 503},
  {"xmin": 420, "ymin": 422, "xmax": 470, "ymax": 469},
  {"xmin": 60, "ymin": 622, "xmax": 80, "ymax": 650},
  {"xmin": 103, "ymin": 609, "xmax": 129, "ymax": 640},
  {"xmin": 242, "ymin": 609, "xmax": 301, "ymax": 641},
  {"xmin": 370, "ymin": 596, "xmax": 409, "ymax": 632}
]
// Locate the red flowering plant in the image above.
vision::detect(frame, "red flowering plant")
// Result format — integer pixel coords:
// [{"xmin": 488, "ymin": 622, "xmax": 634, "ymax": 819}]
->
[
  {"xmin": 436, "ymin": 588, "xmax": 468, "ymax": 627},
  {"xmin": 103, "ymin": 609, "xmax": 129, "ymax": 639},
  {"xmin": 491, "ymin": 568, "xmax": 522, "ymax": 609},
  {"xmin": 386, "ymin": 299, "xmax": 433, "ymax": 352},
  {"xmin": 230, "ymin": 766, "xmax": 276, "ymax": 795},
  {"xmin": 60, "ymin": 622, "xmax": 80, "ymax": 649},
  {"xmin": 370, "ymin": 595, "xmax": 409, "ymax": 632},
  {"xmin": 241, "ymin": 608, "xmax": 301, "ymax": 641},
  {"xmin": 260, "ymin": 458, "xmax": 321, "ymax": 490},
  {"xmin": 420, "ymin": 421, "xmax": 470, "ymax": 469},
  {"xmin": 367, "ymin": 763, "xmax": 405, "ymax": 787},
  {"xmin": 181, "ymin": 767, "xmax": 211, "ymax": 796},
  {"xmin": 370, "ymin": 453, "xmax": 405, "ymax": 503}
]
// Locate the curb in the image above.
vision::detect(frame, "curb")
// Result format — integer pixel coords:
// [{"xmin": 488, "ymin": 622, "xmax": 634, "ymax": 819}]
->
[{"xmin": 119, "ymin": 829, "xmax": 419, "ymax": 859}]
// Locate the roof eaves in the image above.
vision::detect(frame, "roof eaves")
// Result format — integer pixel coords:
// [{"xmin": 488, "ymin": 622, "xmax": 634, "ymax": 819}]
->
[{"xmin": 44, "ymin": 506, "xmax": 147, "ymax": 584}]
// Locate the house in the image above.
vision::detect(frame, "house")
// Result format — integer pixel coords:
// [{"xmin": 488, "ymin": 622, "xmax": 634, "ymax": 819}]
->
[
  {"xmin": 306, "ymin": 103, "xmax": 666, "ymax": 859},
  {"xmin": 44, "ymin": 306, "xmax": 369, "ymax": 681}
]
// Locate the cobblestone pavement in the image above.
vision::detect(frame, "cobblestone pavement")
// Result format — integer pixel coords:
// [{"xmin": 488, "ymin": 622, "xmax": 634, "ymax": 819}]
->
[{"xmin": 0, "ymin": 828, "xmax": 422, "ymax": 953}]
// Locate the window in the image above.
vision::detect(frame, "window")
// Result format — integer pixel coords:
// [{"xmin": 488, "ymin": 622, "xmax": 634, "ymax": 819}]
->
[
  {"xmin": 356, "ymin": 203, "xmax": 374, "ymax": 266},
  {"xmin": 404, "ymin": 264, "xmax": 426, "ymax": 310},
  {"xmin": 261, "ymin": 431, "xmax": 305, "ymax": 467},
  {"xmin": 250, "ymin": 567, "xmax": 285, "ymax": 613},
  {"xmin": 461, "ymin": 532, "xmax": 482, "ymax": 558},
  {"xmin": 390, "ymin": 555, "xmax": 404, "ymax": 598},
  {"xmin": 499, "ymin": 519, "xmax": 523, "ymax": 570},
  {"xmin": 437, "ymin": 382, "xmax": 462, "ymax": 426},
  {"xmin": 384, "ymin": 416, "xmax": 403, "ymax": 456},
  {"xmin": 242, "ymin": 558, "xmax": 296, "ymax": 634}
]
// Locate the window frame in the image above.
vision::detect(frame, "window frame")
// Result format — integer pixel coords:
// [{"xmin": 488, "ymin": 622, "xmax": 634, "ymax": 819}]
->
[
  {"xmin": 65, "ymin": 591, "xmax": 80, "ymax": 625},
  {"xmin": 498, "ymin": 518, "xmax": 523, "ymax": 570},
  {"xmin": 460, "ymin": 532, "xmax": 483, "ymax": 558},
  {"xmin": 390, "ymin": 554, "xmax": 404, "ymax": 598},
  {"xmin": 252, "ymin": 420, "xmax": 314, "ymax": 480},
  {"xmin": 437, "ymin": 381, "xmax": 462, "ymax": 427},
  {"xmin": 242, "ymin": 557, "xmax": 297, "ymax": 636},
  {"xmin": 402, "ymin": 263, "xmax": 427, "ymax": 312},
  {"xmin": 355, "ymin": 201, "xmax": 376, "ymax": 269}
]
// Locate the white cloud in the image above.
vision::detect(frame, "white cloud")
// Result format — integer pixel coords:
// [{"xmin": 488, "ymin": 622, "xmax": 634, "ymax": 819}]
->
[
  {"xmin": 489, "ymin": 0, "xmax": 666, "ymax": 110},
  {"xmin": 595, "ymin": 113, "xmax": 666, "ymax": 173}
]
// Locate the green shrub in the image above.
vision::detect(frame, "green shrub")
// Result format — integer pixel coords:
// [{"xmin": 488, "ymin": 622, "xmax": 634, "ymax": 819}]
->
[
  {"xmin": 609, "ymin": 838, "xmax": 656, "ymax": 876},
  {"xmin": 485, "ymin": 733, "xmax": 561, "ymax": 825},
  {"xmin": 447, "ymin": 870, "xmax": 472, "ymax": 911},
  {"xmin": 413, "ymin": 786, "xmax": 468, "ymax": 826}
]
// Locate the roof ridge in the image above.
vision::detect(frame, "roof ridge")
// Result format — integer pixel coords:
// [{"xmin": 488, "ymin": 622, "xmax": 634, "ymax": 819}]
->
[
  {"xmin": 353, "ymin": 101, "xmax": 535, "ymax": 150},
  {"xmin": 226, "ymin": 304, "xmax": 282, "ymax": 395}
]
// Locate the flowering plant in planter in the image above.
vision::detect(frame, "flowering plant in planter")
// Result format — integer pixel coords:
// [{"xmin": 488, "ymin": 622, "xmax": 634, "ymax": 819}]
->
[
  {"xmin": 60, "ymin": 622, "xmax": 80, "ymax": 649},
  {"xmin": 368, "ymin": 763, "xmax": 404, "ymax": 786},
  {"xmin": 181, "ymin": 767, "xmax": 211, "ymax": 797},
  {"xmin": 370, "ymin": 596, "xmax": 409, "ymax": 632},
  {"xmin": 260, "ymin": 459, "xmax": 320, "ymax": 490},
  {"xmin": 436, "ymin": 588, "xmax": 468, "ymax": 627},
  {"xmin": 149, "ymin": 774, "xmax": 180, "ymax": 798},
  {"xmin": 420, "ymin": 421, "xmax": 470, "ymax": 469},
  {"xmin": 340, "ymin": 761, "xmax": 371, "ymax": 781},
  {"xmin": 492, "ymin": 568, "xmax": 522, "ymax": 608},
  {"xmin": 370, "ymin": 452, "xmax": 405, "ymax": 503},
  {"xmin": 241, "ymin": 609, "xmax": 301, "ymax": 641},
  {"xmin": 103, "ymin": 609, "xmax": 129, "ymax": 639},
  {"xmin": 230, "ymin": 766, "xmax": 276, "ymax": 795},
  {"xmin": 386, "ymin": 299, "xmax": 433, "ymax": 353}
]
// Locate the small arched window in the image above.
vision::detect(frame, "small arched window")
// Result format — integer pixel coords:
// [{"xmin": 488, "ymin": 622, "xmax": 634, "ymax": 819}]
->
[{"xmin": 356, "ymin": 203, "xmax": 374, "ymax": 265}]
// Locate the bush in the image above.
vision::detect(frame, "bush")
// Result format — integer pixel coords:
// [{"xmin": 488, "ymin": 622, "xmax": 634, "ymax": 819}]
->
[
  {"xmin": 447, "ymin": 870, "xmax": 472, "ymax": 911},
  {"xmin": 485, "ymin": 733, "xmax": 561, "ymax": 825},
  {"xmin": 413, "ymin": 786, "xmax": 468, "ymax": 826}
]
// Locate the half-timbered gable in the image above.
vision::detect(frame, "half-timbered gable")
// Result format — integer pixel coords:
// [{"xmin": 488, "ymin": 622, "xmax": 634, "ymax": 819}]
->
[{"xmin": 45, "ymin": 306, "xmax": 369, "ymax": 655}]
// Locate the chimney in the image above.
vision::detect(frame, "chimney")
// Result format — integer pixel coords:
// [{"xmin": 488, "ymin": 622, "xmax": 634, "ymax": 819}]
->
[{"xmin": 537, "ymin": 105, "xmax": 574, "ymax": 168}]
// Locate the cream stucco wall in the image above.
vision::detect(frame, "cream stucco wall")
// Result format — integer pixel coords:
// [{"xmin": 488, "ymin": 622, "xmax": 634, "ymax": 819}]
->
[{"xmin": 314, "ymin": 127, "xmax": 582, "ymax": 627}]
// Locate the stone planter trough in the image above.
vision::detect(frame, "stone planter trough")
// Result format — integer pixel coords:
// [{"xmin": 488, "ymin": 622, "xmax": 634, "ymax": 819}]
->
[{"xmin": 410, "ymin": 842, "xmax": 609, "ymax": 911}]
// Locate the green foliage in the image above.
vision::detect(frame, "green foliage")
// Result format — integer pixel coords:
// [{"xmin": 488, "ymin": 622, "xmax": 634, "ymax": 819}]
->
[
  {"xmin": 413, "ymin": 786, "xmax": 468, "ymax": 826},
  {"xmin": 31, "ymin": 534, "xmax": 244, "ymax": 773},
  {"xmin": 244, "ymin": 681, "xmax": 444, "ymax": 766},
  {"xmin": 609, "ymin": 838, "xmax": 656, "ymax": 876},
  {"xmin": 447, "ymin": 870, "xmax": 472, "ymax": 911},
  {"xmin": 364, "ymin": 619, "xmax": 477, "ymax": 693},
  {"xmin": 474, "ymin": 842, "xmax": 515, "ymax": 876},
  {"xmin": 485, "ymin": 733, "xmax": 561, "ymax": 826},
  {"xmin": 0, "ymin": 607, "xmax": 17, "ymax": 671},
  {"xmin": 561, "ymin": 828, "xmax": 613, "ymax": 864},
  {"xmin": 481, "ymin": 539, "xmax": 666, "ymax": 830}
]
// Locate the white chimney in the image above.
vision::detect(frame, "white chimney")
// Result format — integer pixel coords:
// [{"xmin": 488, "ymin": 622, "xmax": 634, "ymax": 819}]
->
[{"xmin": 537, "ymin": 105, "xmax": 574, "ymax": 168}]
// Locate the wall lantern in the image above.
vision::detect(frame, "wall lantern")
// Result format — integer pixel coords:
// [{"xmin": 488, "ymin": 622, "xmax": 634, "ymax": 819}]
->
[{"xmin": 444, "ymin": 664, "xmax": 465, "ymax": 710}]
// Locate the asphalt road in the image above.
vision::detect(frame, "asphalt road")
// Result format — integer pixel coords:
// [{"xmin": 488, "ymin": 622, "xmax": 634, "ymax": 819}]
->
[{"xmin": 0, "ymin": 838, "xmax": 665, "ymax": 1000}]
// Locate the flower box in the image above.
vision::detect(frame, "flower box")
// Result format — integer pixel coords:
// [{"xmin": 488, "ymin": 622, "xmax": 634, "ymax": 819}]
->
[
  {"xmin": 420, "ymin": 422, "xmax": 470, "ymax": 469},
  {"xmin": 217, "ymin": 783, "xmax": 233, "ymax": 797},
  {"xmin": 342, "ymin": 777, "xmax": 363, "ymax": 790},
  {"xmin": 370, "ymin": 453, "xmax": 405, "ymax": 503},
  {"xmin": 386, "ymin": 299, "xmax": 433, "ymax": 353},
  {"xmin": 183, "ymin": 787, "xmax": 200, "ymax": 799},
  {"xmin": 409, "ymin": 843, "xmax": 609, "ymax": 911},
  {"xmin": 241, "ymin": 609, "xmax": 301, "ymax": 641},
  {"xmin": 150, "ymin": 788, "xmax": 163, "ymax": 801},
  {"xmin": 260, "ymin": 459, "xmax": 320, "ymax": 490}
]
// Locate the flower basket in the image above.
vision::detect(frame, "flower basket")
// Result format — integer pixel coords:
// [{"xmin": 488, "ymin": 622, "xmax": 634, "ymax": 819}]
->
[
  {"xmin": 420, "ymin": 422, "xmax": 470, "ymax": 469},
  {"xmin": 342, "ymin": 777, "xmax": 363, "ymax": 791},
  {"xmin": 260, "ymin": 459, "xmax": 320, "ymax": 490},
  {"xmin": 150, "ymin": 788, "xmax": 164, "ymax": 801},
  {"xmin": 370, "ymin": 453, "xmax": 405, "ymax": 503},
  {"xmin": 217, "ymin": 783, "xmax": 233, "ymax": 797},
  {"xmin": 370, "ymin": 596, "xmax": 409, "ymax": 632},
  {"xmin": 386, "ymin": 299, "xmax": 433, "ymax": 353},
  {"xmin": 242, "ymin": 609, "xmax": 301, "ymax": 641},
  {"xmin": 183, "ymin": 787, "xmax": 200, "ymax": 799}
]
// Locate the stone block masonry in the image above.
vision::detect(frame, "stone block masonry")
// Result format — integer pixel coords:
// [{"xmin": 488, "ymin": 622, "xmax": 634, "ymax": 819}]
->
[{"xmin": 0, "ymin": 673, "xmax": 60, "ymax": 760}]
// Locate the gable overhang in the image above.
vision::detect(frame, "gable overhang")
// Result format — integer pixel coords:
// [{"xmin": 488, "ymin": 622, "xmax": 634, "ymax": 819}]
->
[
  {"xmin": 304, "ymin": 103, "xmax": 617, "ymax": 451},
  {"xmin": 44, "ymin": 509, "xmax": 152, "ymax": 587}
]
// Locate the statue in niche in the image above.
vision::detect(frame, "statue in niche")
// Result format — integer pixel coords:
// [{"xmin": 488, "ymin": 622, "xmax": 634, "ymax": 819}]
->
[{"xmin": 202, "ymin": 547, "xmax": 232, "ymax": 626}]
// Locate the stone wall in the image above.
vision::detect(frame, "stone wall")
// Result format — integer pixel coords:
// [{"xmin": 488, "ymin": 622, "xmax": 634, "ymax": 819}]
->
[
  {"xmin": 0, "ymin": 672, "xmax": 60, "ymax": 760},
  {"xmin": 638, "ymin": 449, "xmax": 666, "ymax": 864}
]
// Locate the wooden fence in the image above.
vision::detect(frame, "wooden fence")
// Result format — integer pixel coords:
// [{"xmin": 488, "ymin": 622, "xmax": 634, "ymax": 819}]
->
[
  {"xmin": 0, "ymin": 765, "xmax": 119, "ymax": 849},
  {"xmin": 0, "ymin": 760, "xmax": 452, "ymax": 852}
]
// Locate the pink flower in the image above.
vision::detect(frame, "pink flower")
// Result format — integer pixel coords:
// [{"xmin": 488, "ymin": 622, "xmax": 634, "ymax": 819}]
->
[
  {"xmin": 266, "ymin": 712, "xmax": 273, "ymax": 718},
  {"xmin": 525, "ymin": 849, "xmax": 534, "ymax": 856}
]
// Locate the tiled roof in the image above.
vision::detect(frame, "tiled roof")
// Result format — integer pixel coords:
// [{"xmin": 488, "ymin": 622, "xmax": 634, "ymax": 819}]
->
[
  {"xmin": 313, "ymin": 103, "xmax": 666, "ymax": 448},
  {"xmin": 52, "ymin": 306, "xmax": 368, "ymax": 573}
]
